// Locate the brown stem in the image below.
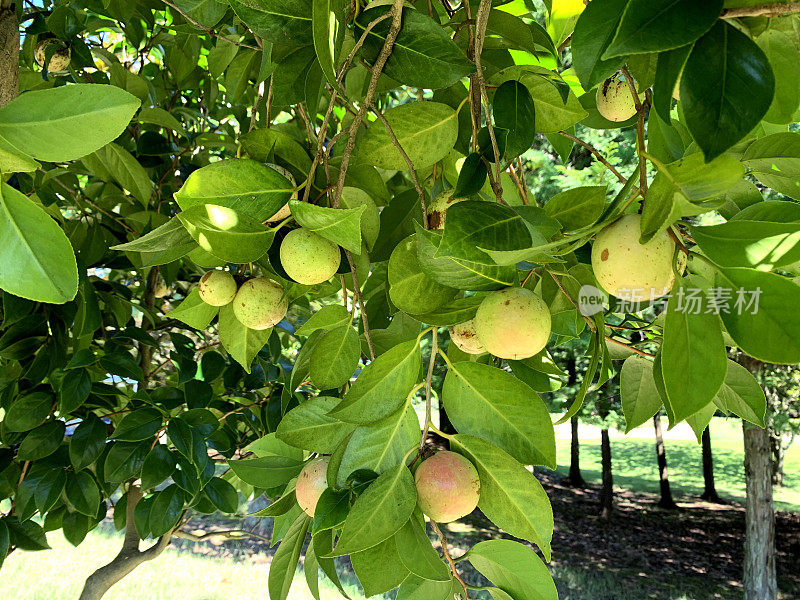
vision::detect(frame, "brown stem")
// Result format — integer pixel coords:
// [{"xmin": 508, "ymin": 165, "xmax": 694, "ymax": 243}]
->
[
  {"xmin": 721, "ymin": 1, "xmax": 800, "ymax": 17},
  {"xmin": 473, "ymin": 0, "xmax": 504, "ymax": 202},
  {"xmin": 372, "ymin": 107, "xmax": 428, "ymax": 227},
  {"xmin": 161, "ymin": 0, "xmax": 260, "ymax": 49},
  {"xmin": 345, "ymin": 249, "xmax": 375, "ymax": 360},
  {"xmin": 557, "ymin": 130, "xmax": 628, "ymax": 185},
  {"xmin": 139, "ymin": 267, "xmax": 160, "ymax": 385},
  {"xmin": 331, "ymin": 0, "xmax": 405, "ymax": 209},
  {"xmin": 620, "ymin": 66, "xmax": 647, "ymax": 196},
  {"xmin": 431, "ymin": 521, "xmax": 470, "ymax": 599}
]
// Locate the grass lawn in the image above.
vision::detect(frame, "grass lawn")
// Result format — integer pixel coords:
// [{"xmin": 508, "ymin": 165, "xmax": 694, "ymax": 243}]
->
[{"xmin": 552, "ymin": 416, "xmax": 800, "ymax": 512}]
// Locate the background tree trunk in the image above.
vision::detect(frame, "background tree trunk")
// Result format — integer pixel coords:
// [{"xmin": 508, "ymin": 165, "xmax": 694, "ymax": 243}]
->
[
  {"xmin": 598, "ymin": 398, "xmax": 613, "ymax": 519},
  {"xmin": 569, "ymin": 414, "xmax": 586, "ymax": 487},
  {"xmin": 0, "ymin": 0, "xmax": 19, "ymax": 108},
  {"xmin": 654, "ymin": 413, "xmax": 678, "ymax": 509},
  {"xmin": 701, "ymin": 425, "xmax": 723, "ymax": 503},
  {"xmin": 743, "ymin": 420, "xmax": 777, "ymax": 600},
  {"xmin": 439, "ymin": 403, "xmax": 456, "ymax": 435},
  {"xmin": 566, "ymin": 357, "xmax": 585, "ymax": 487}
]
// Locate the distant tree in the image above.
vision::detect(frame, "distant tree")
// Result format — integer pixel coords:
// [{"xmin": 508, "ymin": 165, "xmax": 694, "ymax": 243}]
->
[
  {"xmin": 700, "ymin": 426, "xmax": 724, "ymax": 503},
  {"xmin": 653, "ymin": 413, "xmax": 678, "ymax": 509}
]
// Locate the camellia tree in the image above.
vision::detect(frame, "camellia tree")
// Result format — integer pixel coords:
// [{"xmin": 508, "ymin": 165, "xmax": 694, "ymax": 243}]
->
[{"xmin": 1, "ymin": 1, "xmax": 800, "ymax": 600}]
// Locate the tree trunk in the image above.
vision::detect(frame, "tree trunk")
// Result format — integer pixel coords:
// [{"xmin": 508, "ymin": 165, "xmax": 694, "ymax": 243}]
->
[
  {"xmin": 598, "ymin": 399, "xmax": 613, "ymax": 519},
  {"xmin": 565, "ymin": 357, "xmax": 585, "ymax": 487},
  {"xmin": 569, "ymin": 414, "xmax": 586, "ymax": 487},
  {"xmin": 743, "ymin": 420, "xmax": 777, "ymax": 600},
  {"xmin": 653, "ymin": 413, "xmax": 678, "ymax": 509},
  {"xmin": 701, "ymin": 425, "xmax": 723, "ymax": 503},
  {"xmin": 79, "ymin": 485, "xmax": 173, "ymax": 600},
  {"xmin": 769, "ymin": 431, "xmax": 791, "ymax": 487},
  {"xmin": 0, "ymin": 0, "xmax": 19, "ymax": 108}
]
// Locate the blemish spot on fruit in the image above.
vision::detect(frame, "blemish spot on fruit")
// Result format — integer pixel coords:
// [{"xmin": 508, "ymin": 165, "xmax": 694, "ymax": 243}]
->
[{"xmin": 601, "ymin": 248, "xmax": 609, "ymax": 261}]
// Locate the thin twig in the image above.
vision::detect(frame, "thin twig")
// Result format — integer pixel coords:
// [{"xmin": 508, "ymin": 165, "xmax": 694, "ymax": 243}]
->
[
  {"xmin": 345, "ymin": 250, "xmax": 375, "ymax": 360},
  {"xmin": 372, "ymin": 107, "xmax": 428, "ymax": 226},
  {"xmin": 620, "ymin": 66, "xmax": 647, "ymax": 196},
  {"xmin": 420, "ymin": 329, "xmax": 438, "ymax": 451},
  {"xmin": 557, "ymin": 130, "xmax": 628, "ymax": 185},
  {"xmin": 431, "ymin": 521, "xmax": 470, "ymax": 599},
  {"xmin": 331, "ymin": 0, "xmax": 405, "ymax": 209},
  {"xmin": 161, "ymin": 0, "xmax": 260, "ymax": 49},
  {"xmin": 721, "ymin": 1, "xmax": 800, "ymax": 17},
  {"xmin": 473, "ymin": 0, "xmax": 504, "ymax": 202}
]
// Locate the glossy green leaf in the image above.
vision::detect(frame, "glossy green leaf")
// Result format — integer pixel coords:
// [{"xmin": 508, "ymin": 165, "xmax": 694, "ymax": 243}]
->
[
  {"xmin": 178, "ymin": 204, "xmax": 273, "ymax": 264},
  {"xmin": 620, "ymin": 355, "xmax": 663, "ymax": 432},
  {"xmin": 309, "ymin": 325, "xmax": 360, "ymax": 389},
  {"xmin": 288, "ymin": 200, "xmax": 363, "ymax": 255},
  {"xmin": 218, "ymin": 304, "xmax": 273, "ymax": 373},
  {"xmin": 0, "ymin": 183, "xmax": 78, "ymax": 303},
  {"xmin": 467, "ymin": 539, "xmax": 558, "ymax": 600},
  {"xmin": 571, "ymin": 0, "xmax": 629, "ymax": 89}
]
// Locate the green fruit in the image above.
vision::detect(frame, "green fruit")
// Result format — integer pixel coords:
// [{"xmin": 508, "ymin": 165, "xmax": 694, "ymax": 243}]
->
[
  {"xmin": 232, "ymin": 277, "xmax": 287, "ymax": 330},
  {"xmin": 415, "ymin": 451, "xmax": 480, "ymax": 523},
  {"xmin": 197, "ymin": 270, "xmax": 237, "ymax": 306},
  {"xmin": 296, "ymin": 456, "xmax": 330, "ymax": 517},
  {"xmin": 280, "ymin": 228, "xmax": 340, "ymax": 285},
  {"xmin": 596, "ymin": 74, "xmax": 637, "ymax": 122},
  {"xmin": 591, "ymin": 213, "xmax": 678, "ymax": 302},
  {"xmin": 266, "ymin": 164, "xmax": 296, "ymax": 223},
  {"xmin": 427, "ymin": 189, "xmax": 467, "ymax": 230},
  {"xmin": 474, "ymin": 287, "xmax": 551, "ymax": 360},
  {"xmin": 35, "ymin": 39, "xmax": 71, "ymax": 73},
  {"xmin": 449, "ymin": 319, "xmax": 485, "ymax": 355}
]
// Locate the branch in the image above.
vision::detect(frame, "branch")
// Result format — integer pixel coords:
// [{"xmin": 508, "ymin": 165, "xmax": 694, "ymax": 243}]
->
[
  {"xmin": 331, "ymin": 0, "xmax": 405, "ymax": 209},
  {"xmin": 721, "ymin": 1, "xmax": 800, "ymax": 17},
  {"xmin": 620, "ymin": 66, "xmax": 647, "ymax": 196},
  {"xmin": 161, "ymin": 0, "xmax": 260, "ymax": 49},
  {"xmin": 420, "ymin": 328, "xmax": 438, "ymax": 451},
  {"xmin": 431, "ymin": 521, "xmax": 470, "ymax": 599},
  {"xmin": 172, "ymin": 528, "xmax": 271, "ymax": 543},
  {"xmin": 557, "ymin": 130, "xmax": 628, "ymax": 185},
  {"xmin": 79, "ymin": 485, "xmax": 173, "ymax": 600},
  {"xmin": 372, "ymin": 106, "xmax": 428, "ymax": 227},
  {"xmin": 345, "ymin": 250, "xmax": 376, "ymax": 361},
  {"xmin": 473, "ymin": 0, "xmax": 504, "ymax": 203}
]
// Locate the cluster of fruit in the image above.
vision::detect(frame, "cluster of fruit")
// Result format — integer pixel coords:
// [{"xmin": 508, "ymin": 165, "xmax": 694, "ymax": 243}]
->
[
  {"xmin": 195, "ymin": 217, "xmax": 343, "ymax": 329},
  {"xmin": 297, "ymin": 451, "xmax": 481, "ymax": 524}
]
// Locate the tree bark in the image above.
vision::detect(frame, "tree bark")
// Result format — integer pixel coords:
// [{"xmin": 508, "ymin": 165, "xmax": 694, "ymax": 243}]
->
[
  {"xmin": 569, "ymin": 414, "xmax": 586, "ymax": 487},
  {"xmin": 743, "ymin": 420, "xmax": 777, "ymax": 600},
  {"xmin": 654, "ymin": 413, "xmax": 678, "ymax": 509},
  {"xmin": 0, "ymin": 0, "xmax": 19, "ymax": 108},
  {"xmin": 701, "ymin": 425, "xmax": 723, "ymax": 503},
  {"xmin": 598, "ymin": 399, "xmax": 613, "ymax": 519},
  {"xmin": 79, "ymin": 485, "xmax": 173, "ymax": 600},
  {"xmin": 566, "ymin": 357, "xmax": 585, "ymax": 487}
]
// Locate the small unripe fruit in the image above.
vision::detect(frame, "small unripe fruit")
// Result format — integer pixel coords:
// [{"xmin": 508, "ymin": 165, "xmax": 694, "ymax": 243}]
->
[
  {"xmin": 35, "ymin": 39, "xmax": 71, "ymax": 74},
  {"xmin": 449, "ymin": 319, "xmax": 485, "ymax": 355},
  {"xmin": 427, "ymin": 189, "xmax": 467, "ymax": 230},
  {"xmin": 266, "ymin": 164, "xmax": 296, "ymax": 223},
  {"xmin": 198, "ymin": 270, "xmax": 237, "ymax": 306},
  {"xmin": 474, "ymin": 287, "xmax": 551, "ymax": 360},
  {"xmin": 591, "ymin": 213, "xmax": 679, "ymax": 302},
  {"xmin": 280, "ymin": 228, "xmax": 340, "ymax": 285},
  {"xmin": 296, "ymin": 456, "xmax": 330, "ymax": 517},
  {"xmin": 415, "ymin": 451, "xmax": 480, "ymax": 523},
  {"xmin": 596, "ymin": 75, "xmax": 637, "ymax": 122},
  {"xmin": 232, "ymin": 277, "xmax": 287, "ymax": 330}
]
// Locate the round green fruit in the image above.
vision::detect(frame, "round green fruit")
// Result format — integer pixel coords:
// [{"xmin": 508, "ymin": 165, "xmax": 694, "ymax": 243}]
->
[
  {"xmin": 591, "ymin": 213, "xmax": 680, "ymax": 302},
  {"xmin": 427, "ymin": 189, "xmax": 467, "ymax": 230},
  {"xmin": 35, "ymin": 39, "xmax": 71, "ymax": 73},
  {"xmin": 280, "ymin": 228, "xmax": 340, "ymax": 285},
  {"xmin": 266, "ymin": 164, "xmax": 296, "ymax": 223},
  {"xmin": 449, "ymin": 319, "xmax": 485, "ymax": 355},
  {"xmin": 415, "ymin": 451, "xmax": 481, "ymax": 523},
  {"xmin": 596, "ymin": 75, "xmax": 637, "ymax": 122},
  {"xmin": 232, "ymin": 277, "xmax": 287, "ymax": 330},
  {"xmin": 296, "ymin": 456, "xmax": 330, "ymax": 517},
  {"xmin": 474, "ymin": 287, "xmax": 551, "ymax": 360},
  {"xmin": 197, "ymin": 270, "xmax": 237, "ymax": 306}
]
